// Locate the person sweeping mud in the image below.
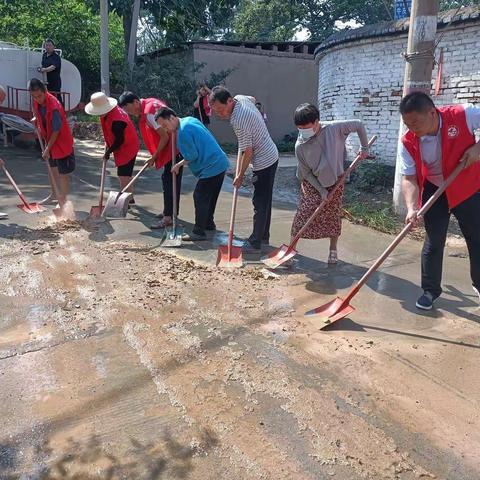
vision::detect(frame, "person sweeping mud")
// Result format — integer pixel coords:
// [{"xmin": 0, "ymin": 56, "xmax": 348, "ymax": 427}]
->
[
  {"xmin": 118, "ymin": 92, "xmax": 182, "ymax": 229},
  {"xmin": 399, "ymin": 92, "xmax": 480, "ymax": 310},
  {"xmin": 193, "ymin": 84, "xmax": 212, "ymax": 128},
  {"xmin": 30, "ymin": 78, "xmax": 75, "ymax": 214},
  {"xmin": 209, "ymin": 86, "xmax": 278, "ymax": 253},
  {"xmin": 290, "ymin": 103, "xmax": 369, "ymax": 265},
  {"xmin": 155, "ymin": 107, "xmax": 230, "ymax": 241},
  {"xmin": 85, "ymin": 92, "xmax": 139, "ymax": 205}
]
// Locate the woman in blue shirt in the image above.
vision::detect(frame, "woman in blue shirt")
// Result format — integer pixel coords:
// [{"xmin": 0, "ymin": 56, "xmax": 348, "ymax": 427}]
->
[{"xmin": 155, "ymin": 107, "xmax": 230, "ymax": 241}]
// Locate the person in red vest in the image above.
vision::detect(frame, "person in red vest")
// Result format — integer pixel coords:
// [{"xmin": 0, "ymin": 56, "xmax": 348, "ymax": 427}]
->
[
  {"xmin": 30, "ymin": 78, "xmax": 75, "ymax": 211},
  {"xmin": 400, "ymin": 92, "xmax": 480, "ymax": 310},
  {"xmin": 118, "ymin": 91, "xmax": 182, "ymax": 229},
  {"xmin": 85, "ymin": 92, "xmax": 140, "ymax": 204},
  {"xmin": 193, "ymin": 84, "xmax": 212, "ymax": 128}
]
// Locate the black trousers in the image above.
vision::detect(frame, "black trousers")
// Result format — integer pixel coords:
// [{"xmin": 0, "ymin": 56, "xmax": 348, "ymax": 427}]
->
[
  {"xmin": 193, "ymin": 171, "xmax": 225, "ymax": 235},
  {"xmin": 162, "ymin": 156, "xmax": 183, "ymax": 217},
  {"xmin": 248, "ymin": 160, "xmax": 278, "ymax": 248},
  {"xmin": 422, "ymin": 181, "xmax": 480, "ymax": 297}
]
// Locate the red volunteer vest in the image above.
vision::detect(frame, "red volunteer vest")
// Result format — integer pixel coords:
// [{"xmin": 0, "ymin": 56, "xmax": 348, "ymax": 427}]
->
[
  {"xmin": 33, "ymin": 92, "xmax": 74, "ymax": 160},
  {"xmin": 139, "ymin": 98, "xmax": 174, "ymax": 169},
  {"xmin": 101, "ymin": 106, "xmax": 140, "ymax": 166},
  {"xmin": 402, "ymin": 104, "xmax": 480, "ymax": 209},
  {"xmin": 201, "ymin": 95, "xmax": 211, "ymax": 118}
]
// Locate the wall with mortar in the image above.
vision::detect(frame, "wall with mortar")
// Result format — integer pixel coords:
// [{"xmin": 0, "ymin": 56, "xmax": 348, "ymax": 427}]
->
[
  {"xmin": 193, "ymin": 44, "xmax": 319, "ymax": 144},
  {"xmin": 316, "ymin": 22, "xmax": 480, "ymax": 164}
]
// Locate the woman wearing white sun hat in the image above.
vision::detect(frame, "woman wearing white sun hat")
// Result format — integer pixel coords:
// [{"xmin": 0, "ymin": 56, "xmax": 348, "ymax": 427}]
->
[{"xmin": 85, "ymin": 92, "xmax": 140, "ymax": 203}]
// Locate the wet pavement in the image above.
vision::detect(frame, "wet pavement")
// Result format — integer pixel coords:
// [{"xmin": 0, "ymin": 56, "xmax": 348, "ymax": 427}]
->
[{"xmin": 0, "ymin": 139, "xmax": 479, "ymax": 479}]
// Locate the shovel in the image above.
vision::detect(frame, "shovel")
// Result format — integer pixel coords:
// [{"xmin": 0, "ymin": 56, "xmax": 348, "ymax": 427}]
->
[
  {"xmin": 216, "ymin": 153, "xmax": 243, "ymax": 267},
  {"xmin": 162, "ymin": 132, "xmax": 183, "ymax": 247},
  {"xmin": 103, "ymin": 162, "xmax": 149, "ymax": 218},
  {"xmin": 306, "ymin": 159, "xmax": 468, "ymax": 329},
  {"xmin": 88, "ymin": 157, "xmax": 107, "ymax": 221},
  {"xmin": 36, "ymin": 129, "xmax": 63, "ymax": 218},
  {"xmin": 261, "ymin": 135, "xmax": 377, "ymax": 269},
  {"xmin": 1, "ymin": 163, "xmax": 46, "ymax": 214}
]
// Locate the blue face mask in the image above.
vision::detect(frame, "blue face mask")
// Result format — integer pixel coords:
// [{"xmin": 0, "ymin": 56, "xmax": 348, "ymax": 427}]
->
[{"xmin": 298, "ymin": 127, "xmax": 316, "ymax": 141}]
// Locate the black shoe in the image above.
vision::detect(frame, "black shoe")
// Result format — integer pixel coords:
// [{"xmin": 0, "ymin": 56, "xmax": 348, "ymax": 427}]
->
[
  {"xmin": 181, "ymin": 232, "xmax": 207, "ymax": 241},
  {"xmin": 242, "ymin": 240, "xmax": 261, "ymax": 253},
  {"xmin": 129, "ymin": 197, "xmax": 135, "ymax": 204},
  {"xmin": 261, "ymin": 239, "xmax": 270, "ymax": 246},
  {"xmin": 416, "ymin": 292, "xmax": 437, "ymax": 311},
  {"xmin": 206, "ymin": 222, "xmax": 217, "ymax": 231}
]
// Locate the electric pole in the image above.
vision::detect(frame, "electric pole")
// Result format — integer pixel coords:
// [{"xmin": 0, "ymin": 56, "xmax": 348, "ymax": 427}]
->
[
  {"xmin": 100, "ymin": 0, "xmax": 110, "ymax": 95},
  {"xmin": 393, "ymin": 0, "xmax": 439, "ymax": 214}
]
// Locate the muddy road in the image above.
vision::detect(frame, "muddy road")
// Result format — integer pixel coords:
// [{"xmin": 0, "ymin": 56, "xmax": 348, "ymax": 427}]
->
[{"xmin": 0, "ymin": 215, "xmax": 479, "ymax": 479}]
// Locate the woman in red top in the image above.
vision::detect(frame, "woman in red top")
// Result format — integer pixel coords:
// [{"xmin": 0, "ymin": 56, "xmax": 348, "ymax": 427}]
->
[
  {"xmin": 85, "ymin": 92, "xmax": 140, "ymax": 203},
  {"xmin": 193, "ymin": 84, "xmax": 212, "ymax": 128},
  {"xmin": 30, "ymin": 78, "xmax": 75, "ymax": 210}
]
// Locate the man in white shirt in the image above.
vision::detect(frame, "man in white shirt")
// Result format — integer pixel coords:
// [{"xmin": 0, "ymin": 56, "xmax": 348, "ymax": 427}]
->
[{"xmin": 209, "ymin": 86, "xmax": 279, "ymax": 252}]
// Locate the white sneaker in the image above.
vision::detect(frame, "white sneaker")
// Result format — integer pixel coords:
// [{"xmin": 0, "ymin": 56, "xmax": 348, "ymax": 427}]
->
[
  {"xmin": 473, "ymin": 286, "xmax": 480, "ymax": 304},
  {"xmin": 0, "ymin": 212, "xmax": 8, "ymax": 219}
]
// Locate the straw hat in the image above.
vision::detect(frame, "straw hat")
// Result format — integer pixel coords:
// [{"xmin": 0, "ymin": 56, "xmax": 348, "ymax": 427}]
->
[{"xmin": 85, "ymin": 92, "xmax": 117, "ymax": 116}]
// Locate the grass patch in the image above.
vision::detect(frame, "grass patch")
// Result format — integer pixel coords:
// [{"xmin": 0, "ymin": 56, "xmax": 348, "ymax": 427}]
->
[{"xmin": 343, "ymin": 189, "xmax": 400, "ymax": 235}]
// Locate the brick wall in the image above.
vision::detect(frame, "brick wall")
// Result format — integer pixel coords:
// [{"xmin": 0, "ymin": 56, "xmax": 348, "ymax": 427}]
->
[{"xmin": 317, "ymin": 23, "xmax": 480, "ymax": 164}]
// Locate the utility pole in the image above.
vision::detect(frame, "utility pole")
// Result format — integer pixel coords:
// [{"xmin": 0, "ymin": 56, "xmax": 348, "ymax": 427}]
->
[
  {"xmin": 127, "ymin": 0, "xmax": 141, "ymax": 77},
  {"xmin": 100, "ymin": 0, "xmax": 110, "ymax": 95},
  {"xmin": 393, "ymin": 0, "xmax": 439, "ymax": 214}
]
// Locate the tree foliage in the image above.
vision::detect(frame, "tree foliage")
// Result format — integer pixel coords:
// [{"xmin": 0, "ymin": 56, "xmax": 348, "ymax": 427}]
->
[{"xmin": 129, "ymin": 54, "xmax": 232, "ymax": 116}]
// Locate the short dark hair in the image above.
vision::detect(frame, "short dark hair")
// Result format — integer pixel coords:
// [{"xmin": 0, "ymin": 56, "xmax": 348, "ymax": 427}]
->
[
  {"xmin": 399, "ymin": 92, "xmax": 435, "ymax": 114},
  {"xmin": 209, "ymin": 86, "xmax": 232, "ymax": 105},
  {"xmin": 118, "ymin": 91, "xmax": 139, "ymax": 107},
  {"xmin": 154, "ymin": 106, "xmax": 177, "ymax": 121},
  {"xmin": 294, "ymin": 103, "xmax": 319, "ymax": 126},
  {"xmin": 28, "ymin": 78, "xmax": 47, "ymax": 93},
  {"xmin": 44, "ymin": 38, "xmax": 55, "ymax": 46}
]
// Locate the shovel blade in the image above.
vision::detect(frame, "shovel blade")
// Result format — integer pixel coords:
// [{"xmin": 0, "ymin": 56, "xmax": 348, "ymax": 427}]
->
[
  {"xmin": 103, "ymin": 191, "xmax": 131, "ymax": 218},
  {"xmin": 305, "ymin": 297, "xmax": 355, "ymax": 329},
  {"xmin": 162, "ymin": 225, "xmax": 184, "ymax": 247},
  {"xmin": 216, "ymin": 245, "xmax": 243, "ymax": 268},
  {"xmin": 261, "ymin": 244, "xmax": 297, "ymax": 269},
  {"xmin": 17, "ymin": 203, "xmax": 46, "ymax": 214}
]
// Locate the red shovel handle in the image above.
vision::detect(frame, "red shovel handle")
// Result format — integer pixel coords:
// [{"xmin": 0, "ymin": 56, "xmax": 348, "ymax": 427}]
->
[
  {"xmin": 1, "ymin": 164, "xmax": 30, "ymax": 208},
  {"xmin": 342, "ymin": 159, "xmax": 467, "ymax": 306}
]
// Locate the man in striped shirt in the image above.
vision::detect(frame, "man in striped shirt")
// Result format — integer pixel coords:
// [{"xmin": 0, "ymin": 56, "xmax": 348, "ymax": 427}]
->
[{"xmin": 209, "ymin": 86, "xmax": 279, "ymax": 252}]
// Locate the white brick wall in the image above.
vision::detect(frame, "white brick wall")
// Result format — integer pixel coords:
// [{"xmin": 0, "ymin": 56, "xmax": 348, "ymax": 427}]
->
[{"xmin": 317, "ymin": 23, "xmax": 480, "ymax": 164}]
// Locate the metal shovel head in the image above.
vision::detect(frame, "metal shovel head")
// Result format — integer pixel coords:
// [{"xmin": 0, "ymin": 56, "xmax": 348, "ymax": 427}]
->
[
  {"xmin": 261, "ymin": 244, "xmax": 297, "ymax": 269},
  {"xmin": 103, "ymin": 191, "xmax": 132, "ymax": 218},
  {"xmin": 216, "ymin": 244, "xmax": 243, "ymax": 268},
  {"xmin": 162, "ymin": 225, "xmax": 184, "ymax": 247},
  {"xmin": 305, "ymin": 297, "xmax": 355, "ymax": 329},
  {"xmin": 88, "ymin": 205, "xmax": 106, "ymax": 222},
  {"xmin": 17, "ymin": 202, "xmax": 46, "ymax": 214}
]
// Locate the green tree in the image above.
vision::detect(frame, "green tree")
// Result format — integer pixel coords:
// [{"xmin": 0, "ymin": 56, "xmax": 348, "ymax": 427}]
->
[{"xmin": 233, "ymin": 0, "xmax": 303, "ymax": 41}]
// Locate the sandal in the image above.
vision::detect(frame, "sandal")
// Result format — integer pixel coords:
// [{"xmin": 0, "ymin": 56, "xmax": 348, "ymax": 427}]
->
[
  {"xmin": 150, "ymin": 218, "xmax": 173, "ymax": 229},
  {"xmin": 328, "ymin": 250, "xmax": 338, "ymax": 265}
]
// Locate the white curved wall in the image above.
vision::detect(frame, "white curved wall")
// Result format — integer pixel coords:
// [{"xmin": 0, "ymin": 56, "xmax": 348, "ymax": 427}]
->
[{"xmin": 317, "ymin": 23, "xmax": 480, "ymax": 164}]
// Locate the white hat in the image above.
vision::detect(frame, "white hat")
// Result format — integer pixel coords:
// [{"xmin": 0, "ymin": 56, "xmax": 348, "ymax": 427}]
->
[{"xmin": 85, "ymin": 91, "xmax": 117, "ymax": 116}]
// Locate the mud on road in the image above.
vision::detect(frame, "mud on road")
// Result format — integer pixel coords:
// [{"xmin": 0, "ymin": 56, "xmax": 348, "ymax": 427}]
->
[{"xmin": 0, "ymin": 219, "xmax": 479, "ymax": 479}]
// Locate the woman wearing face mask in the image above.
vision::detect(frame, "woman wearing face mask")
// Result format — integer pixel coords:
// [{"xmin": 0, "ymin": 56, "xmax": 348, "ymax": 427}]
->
[{"xmin": 291, "ymin": 103, "xmax": 369, "ymax": 264}]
